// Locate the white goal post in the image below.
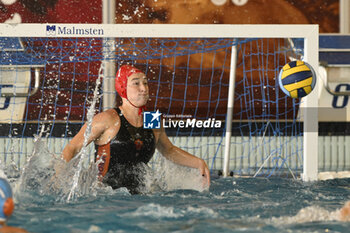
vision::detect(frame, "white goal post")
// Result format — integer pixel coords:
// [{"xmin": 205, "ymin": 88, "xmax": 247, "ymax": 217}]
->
[{"xmin": 0, "ymin": 24, "xmax": 319, "ymax": 181}]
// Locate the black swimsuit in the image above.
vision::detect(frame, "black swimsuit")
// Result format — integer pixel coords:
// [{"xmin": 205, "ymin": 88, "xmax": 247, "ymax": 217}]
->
[{"xmin": 95, "ymin": 108, "xmax": 156, "ymax": 193}]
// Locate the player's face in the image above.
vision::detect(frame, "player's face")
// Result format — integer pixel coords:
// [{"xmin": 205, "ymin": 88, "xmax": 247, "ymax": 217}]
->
[{"xmin": 126, "ymin": 72, "xmax": 149, "ymax": 107}]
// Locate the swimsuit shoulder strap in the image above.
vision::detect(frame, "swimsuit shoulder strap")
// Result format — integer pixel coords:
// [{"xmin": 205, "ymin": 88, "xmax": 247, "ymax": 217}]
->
[
  {"xmin": 114, "ymin": 107, "xmax": 131, "ymax": 128},
  {"xmin": 115, "ymin": 107, "xmax": 122, "ymax": 115}
]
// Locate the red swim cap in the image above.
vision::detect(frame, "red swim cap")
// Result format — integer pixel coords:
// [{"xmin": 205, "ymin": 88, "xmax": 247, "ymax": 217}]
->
[{"xmin": 115, "ymin": 65, "xmax": 143, "ymax": 99}]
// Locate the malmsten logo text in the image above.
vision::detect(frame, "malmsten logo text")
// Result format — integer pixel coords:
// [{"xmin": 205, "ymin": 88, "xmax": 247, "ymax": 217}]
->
[{"xmin": 46, "ymin": 25, "xmax": 104, "ymax": 36}]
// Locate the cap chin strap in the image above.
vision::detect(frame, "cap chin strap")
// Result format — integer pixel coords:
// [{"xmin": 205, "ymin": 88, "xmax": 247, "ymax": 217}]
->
[{"xmin": 127, "ymin": 98, "xmax": 146, "ymax": 115}]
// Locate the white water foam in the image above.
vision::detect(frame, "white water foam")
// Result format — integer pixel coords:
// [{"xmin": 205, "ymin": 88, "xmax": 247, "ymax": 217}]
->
[
  {"xmin": 270, "ymin": 205, "xmax": 341, "ymax": 224},
  {"xmin": 126, "ymin": 203, "xmax": 218, "ymax": 219}
]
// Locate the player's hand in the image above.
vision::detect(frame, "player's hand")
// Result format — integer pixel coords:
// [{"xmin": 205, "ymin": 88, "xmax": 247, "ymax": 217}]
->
[
  {"xmin": 198, "ymin": 159, "xmax": 210, "ymax": 188},
  {"xmin": 340, "ymin": 201, "xmax": 350, "ymax": 221}
]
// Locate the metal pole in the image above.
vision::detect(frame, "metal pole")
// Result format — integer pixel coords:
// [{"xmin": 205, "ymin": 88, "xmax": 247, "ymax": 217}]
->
[
  {"xmin": 223, "ymin": 45, "xmax": 237, "ymax": 177},
  {"xmin": 302, "ymin": 26, "xmax": 319, "ymax": 181},
  {"xmin": 340, "ymin": 0, "xmax": 350, "ymax": 33},
  {"xmin": 102, "ymin": 0, "xmax": 116, "ymax": 110}
]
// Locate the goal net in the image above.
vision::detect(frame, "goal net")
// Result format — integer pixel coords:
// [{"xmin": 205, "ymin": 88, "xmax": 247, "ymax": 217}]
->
[{"xmin": 0, "ymin": 24, "xmax": 319, "ymax": 181}]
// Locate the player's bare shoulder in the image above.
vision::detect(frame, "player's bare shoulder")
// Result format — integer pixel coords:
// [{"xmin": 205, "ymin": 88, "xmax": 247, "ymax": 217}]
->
[
  {"xmin": 93, "ymin": 108, "xmax": 121, "ymax": 145},
  {"xmin": 92, "ymin": 109, "xmax": 121, "ymax": 129},
  {"xmin": 95, "ymin": 108, "xmax": 118, "ymax": 121}
]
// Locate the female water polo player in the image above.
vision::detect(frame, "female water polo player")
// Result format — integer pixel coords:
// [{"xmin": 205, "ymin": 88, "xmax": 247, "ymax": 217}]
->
[
  {"xmin": 0, "ymin": 178, "xmax": 27, "ymax": 233},
  {"xmin": 62, "ymin": 65, "xmax": 210, "ymax": 193}
]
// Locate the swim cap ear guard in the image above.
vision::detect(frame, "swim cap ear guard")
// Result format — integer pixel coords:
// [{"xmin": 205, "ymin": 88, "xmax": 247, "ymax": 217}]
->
[
  {"xmin": 115, "ymin": 65, "xmax": 143, "ymax": 99},
  {"xmin": 0, "ymin": 178, "xmax": 14, "ymax": 221}
]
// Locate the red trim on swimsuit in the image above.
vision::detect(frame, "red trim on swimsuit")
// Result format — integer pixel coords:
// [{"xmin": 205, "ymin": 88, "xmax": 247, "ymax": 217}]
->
[{"xmin": 96, "ymin": 143, "xmax": 110, "ymax": 177}]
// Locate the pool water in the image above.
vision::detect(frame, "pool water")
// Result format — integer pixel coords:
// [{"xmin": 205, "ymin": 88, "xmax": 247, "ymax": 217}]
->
[
  {"xmin": 8, "ymin": 174, "xmax": 350, "ymax": 233},
  {"xmin": 2, "ymin": 138, "xmax": 350, "ymax": 233}
]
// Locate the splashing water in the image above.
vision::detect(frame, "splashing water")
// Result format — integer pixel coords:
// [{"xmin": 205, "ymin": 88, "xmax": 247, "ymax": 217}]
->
[
  {"xmin": 149, "ymin": 156, "xmax": 209, "ymax": 192},
  {"xmin": 14, "ymin": 139, "xmax": 207, "ymax": 202},
  {"xmin": 66, "ymin": 63, "xmax": 104, "ymax": 201},
  {"xmin": 14, "ymin": 134, "xmax": 100, "ymax": 201},
  {"xmin": 15, "ymin": 63, "xmax": 105, "ymax": 202}
]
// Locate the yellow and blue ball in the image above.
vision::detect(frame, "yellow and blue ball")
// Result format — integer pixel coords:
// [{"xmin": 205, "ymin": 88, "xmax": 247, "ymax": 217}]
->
[{"xmin": 278, "ymin": 60, "xmax": 316, "ymax": 98}]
